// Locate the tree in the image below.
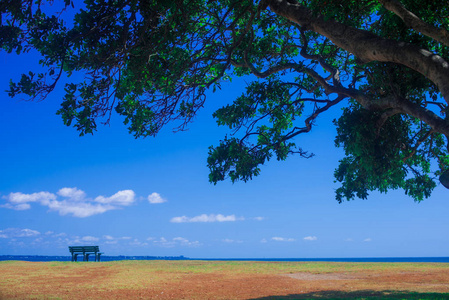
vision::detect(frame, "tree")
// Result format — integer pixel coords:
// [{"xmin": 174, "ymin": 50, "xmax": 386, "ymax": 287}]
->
[{"xmin": 2, "ymin": 0, "xmax": 449, "ymax": 202}]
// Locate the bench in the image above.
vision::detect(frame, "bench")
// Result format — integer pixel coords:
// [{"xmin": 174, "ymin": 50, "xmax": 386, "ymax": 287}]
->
[{"xmin": 69, "ymin": 246, "xmax": 102, "ymax": 262}]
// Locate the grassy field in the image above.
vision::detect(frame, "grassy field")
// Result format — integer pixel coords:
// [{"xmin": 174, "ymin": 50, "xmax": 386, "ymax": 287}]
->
[{"xmin": 0, "ymin": 260, "xmax": 448, "ymax": 299}]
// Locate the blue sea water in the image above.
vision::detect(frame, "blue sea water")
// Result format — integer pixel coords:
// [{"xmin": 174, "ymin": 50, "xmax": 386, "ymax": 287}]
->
[{"xmin": 0, "ymin": 255, "xmax": 448, "ymax": 263}]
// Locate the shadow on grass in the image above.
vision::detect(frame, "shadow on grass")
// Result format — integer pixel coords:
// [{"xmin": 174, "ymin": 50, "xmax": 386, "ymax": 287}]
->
[{"xmin": 249, "ymin": 290, "xmax": 449, "ymax": 299}]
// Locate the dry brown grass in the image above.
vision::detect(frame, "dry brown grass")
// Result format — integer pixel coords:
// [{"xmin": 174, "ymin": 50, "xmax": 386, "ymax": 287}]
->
[{"xmin": 0, "ymin": 260, "xmax": 448, "ymax": 299}]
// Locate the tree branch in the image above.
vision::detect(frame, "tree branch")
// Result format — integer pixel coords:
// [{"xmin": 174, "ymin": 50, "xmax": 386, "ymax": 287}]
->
[
  {"xmin": 353, "ymin": 92, "xmax": 449, "ymax": 137},
  {"xmin": 378, "ymin": 0, "xmax": 449, "ymax": 47},
  {"xmin": 266, "ymin": 0, "xmax": 449, "ymax": 104}
]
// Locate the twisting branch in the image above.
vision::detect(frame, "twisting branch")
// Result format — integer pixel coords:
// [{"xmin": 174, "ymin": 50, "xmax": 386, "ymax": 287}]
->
[
  {"xmin": 378, "ymin": 0, "xmax": 449, "ymax": 47},
  {"xmin": 299, "ymin": 30, "xmax": 342, "ymax": 88},
  {"xmin": 283, "ymin": 95, "xmax": 346, "ymax": 140}
]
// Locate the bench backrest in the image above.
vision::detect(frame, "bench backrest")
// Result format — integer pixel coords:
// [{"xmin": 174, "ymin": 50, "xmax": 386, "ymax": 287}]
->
[{"xmin": 69, "ymin": 246, "xmax": 100, "ymax": 253}]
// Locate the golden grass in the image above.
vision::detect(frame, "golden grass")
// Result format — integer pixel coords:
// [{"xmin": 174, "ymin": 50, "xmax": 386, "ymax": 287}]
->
[{"xmin": 0, "ymin": 260, "xmax": 448, "ymax": 299}]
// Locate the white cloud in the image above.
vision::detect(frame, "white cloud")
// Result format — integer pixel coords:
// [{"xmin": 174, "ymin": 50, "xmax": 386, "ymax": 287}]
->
[
  {"xmin": 260, "ymin": 238, "xmax": 268, "ymax": 243},
  {"xmin": 95, "ymin": 190, "xmax": 135, "ymax": 206},
  {"xmin": 272, "ymin": 237, "xmax": 296, "ymax": 242},
  {"xmin": 253, "ymin": 217, "xmax": 264, "ymax": 221},
  {"xmin": 344, "ymin": 238, "xmax": 353, "ymax": 242},
  {"xmin": 4, "ymin": 191, "xmax": 56, "ymax": 204},
  {"xmin": 147, "ymin": 192, "xmax": 167, "ymax": 204},
  {"xmin": 2, "ymin": 192, "xmax": 56, "ymax": 210},
  {"xmin": 170, "ymin": 214, "xmax": 243, "ymax": 223},
  {"xmin": 20, "ymin": 229, "xmax": 41, "ymax": 237},
  {"xmin": 1, "ymin": 203, "xmax": 31, "ymax": 210},
  {"xmin": 303, "ymin": 236, "xmax": 318, "ymax": 241},
  {"xmin": 364, "ymin": 238, "xmax": 372, "ymax": 242},
  {"xmin": 46, "ymin": 200, "xmax": 114, "ymax": 218},
  {"xmin": 0, "ymin": 228, "xmax": 40, "ymax": 238},
  {"xmin": 2, "ymin": 188, "xmax": 137, "ymax": 217},
  {"xmin": 57, "ymin": 187, "xmax": 86, "ymax": 201}
]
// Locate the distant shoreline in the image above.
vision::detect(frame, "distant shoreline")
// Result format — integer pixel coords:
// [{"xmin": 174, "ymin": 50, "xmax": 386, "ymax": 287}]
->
[{"xmin": 1, "ymin": 255, "xmax": 448, "ymax": 263}]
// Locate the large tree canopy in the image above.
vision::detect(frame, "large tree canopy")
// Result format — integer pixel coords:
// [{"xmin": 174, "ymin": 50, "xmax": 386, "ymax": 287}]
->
[{"xmin": 2, "ymin": 0, "xmax": 449, "ymax": 202}]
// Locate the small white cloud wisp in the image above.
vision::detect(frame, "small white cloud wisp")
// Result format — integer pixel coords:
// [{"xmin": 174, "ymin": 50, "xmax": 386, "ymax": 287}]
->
[
  {"xmin": 170, "ymin": 214, "xmax": 244, "ymax": 223},
  {"xmin": 271, "ymin": 237, "xmax": 296, "ymax": 242}
]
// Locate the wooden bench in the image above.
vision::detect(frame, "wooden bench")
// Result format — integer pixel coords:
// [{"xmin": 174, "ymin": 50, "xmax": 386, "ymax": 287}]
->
[{"xmin": 69, "ymin": 246, "xmax": 102, "ymax": 262}]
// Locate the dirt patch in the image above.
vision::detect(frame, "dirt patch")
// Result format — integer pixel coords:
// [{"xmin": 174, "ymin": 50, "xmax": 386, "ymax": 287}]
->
[{"xmin": 282, "ymin": 272, "xmax": 361, "ymax": 281}]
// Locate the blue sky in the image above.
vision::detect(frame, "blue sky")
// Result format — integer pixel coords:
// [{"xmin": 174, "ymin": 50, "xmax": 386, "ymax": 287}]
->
[{"xmin": 1, "ymin": 44, "xmax": 448, "ymax": 258}]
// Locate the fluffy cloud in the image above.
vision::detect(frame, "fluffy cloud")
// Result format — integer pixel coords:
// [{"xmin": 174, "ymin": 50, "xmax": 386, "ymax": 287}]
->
[
  {"xmin": 272, "ymin": 237, "xmax": 296, "ymax": 242},
  {"xmin": 364, "ymin": 238, "xmax": 372, "ymax": 242},
  {"xmin": 57, "ymin": 188, "xmax": 86, "ymax": 201},
  {"xmin": 303, "ymin": 236, "xmax": 318, "ymax": 241},
  {"xmin": 46, "ymin": 200, "xmax": 114, "ymax": 218},
  {"xmin": 170, "ymin": 214, "xmax": 243, "ymax": 223},
  {"xmin": 147, "ymin": 192, "xmax": 167, "ymax": 204},
  {"xmin": 95, "ymin": 190, "xmax": 135, "ymax": 206},
  {"xmin": 1, "ymin": 188, "xmax": 137, "ymax": 217},
  {"xmin": 1, "ymin": 192, "xmax": 56, "ymax": 210}
]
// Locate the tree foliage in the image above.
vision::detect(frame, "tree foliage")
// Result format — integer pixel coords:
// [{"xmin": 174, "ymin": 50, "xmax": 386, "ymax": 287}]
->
[{"xmin": 2, "ymin": 0, "xmax": 449, "ymax": 201}]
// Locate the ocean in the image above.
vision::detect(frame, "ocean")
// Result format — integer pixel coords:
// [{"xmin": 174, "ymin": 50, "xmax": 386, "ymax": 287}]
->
[{"xmin": 1, "ymin": 255, "xmax": 448, "ymax": 263}]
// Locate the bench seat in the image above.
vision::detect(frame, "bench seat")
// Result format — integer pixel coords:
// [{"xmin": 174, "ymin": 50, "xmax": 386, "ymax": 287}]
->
[{"xmin": 69, "ymin": 246, "xmax": 102, "ymax": 262}]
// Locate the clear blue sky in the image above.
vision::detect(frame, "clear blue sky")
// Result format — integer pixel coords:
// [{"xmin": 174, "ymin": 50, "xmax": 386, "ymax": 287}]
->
[{"xmin": 0, "ymin": 44, "xmax": 448, "ymax": 259}]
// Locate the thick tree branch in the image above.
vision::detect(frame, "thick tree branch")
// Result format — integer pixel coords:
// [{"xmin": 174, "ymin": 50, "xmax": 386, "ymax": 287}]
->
[
  {"xmin": 378, "ymin": 0, "xmax": 449, "ymax": 47},
  {"xmin": 353, "ymin": 92, "xmax": 449, "ymax": 137},
  {"xmin": 266, "ymin": 0, "xmax": 449, "ymax": 104}
]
